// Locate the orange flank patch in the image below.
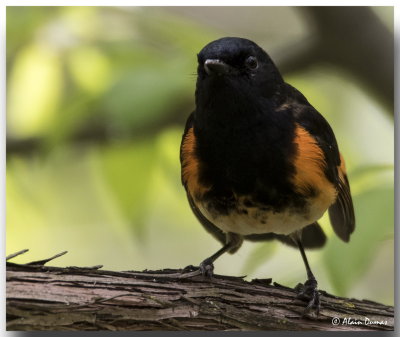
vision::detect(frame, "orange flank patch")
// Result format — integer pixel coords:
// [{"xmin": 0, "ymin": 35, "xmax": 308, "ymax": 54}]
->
[
  {"xmin": 338, "ymin": 152, "xmax": 347, "ymax": 182},
  {"xmin": 292, "ymin": 124, "xmax": 337, "ymax": 212},
  {"xmin": 181, "ymin": 127, "xmax": 210, "ymax": 198}
]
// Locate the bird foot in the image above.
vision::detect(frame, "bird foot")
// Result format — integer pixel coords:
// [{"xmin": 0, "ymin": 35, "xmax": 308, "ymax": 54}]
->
[
  {"xmin": 182, "ymin": 258, "xmax": 214, "ymax": 278},
  {"xmin": 295, "ymin": 278, "xmax": 320, "ymax": 317},
  {"xmin": 199, "ymin": 258, "xmax": 214, "ymax": 278}
]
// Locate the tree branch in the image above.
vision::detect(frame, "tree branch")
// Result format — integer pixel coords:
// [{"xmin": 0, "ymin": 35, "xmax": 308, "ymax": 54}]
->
[{"xmin": 6, "ymin": 253, "xmax": 394, "ymax": 331}]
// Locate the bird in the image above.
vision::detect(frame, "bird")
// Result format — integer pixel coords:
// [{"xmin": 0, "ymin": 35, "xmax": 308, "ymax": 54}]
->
[{"xmin": 180, "ymin": 37, "xmax": 355, "ymax": 315}]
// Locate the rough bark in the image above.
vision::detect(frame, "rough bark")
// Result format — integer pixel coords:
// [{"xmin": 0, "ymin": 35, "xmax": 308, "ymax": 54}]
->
[{"xmin": 6, "ymin": 251, "xmax": 394, "ymax": 331}]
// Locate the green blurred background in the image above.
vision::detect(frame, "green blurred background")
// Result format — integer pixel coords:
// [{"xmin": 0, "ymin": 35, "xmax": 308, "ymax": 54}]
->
[{"xmin": 6, "ymin": 7, "xmax": 394, "ymax": 305}]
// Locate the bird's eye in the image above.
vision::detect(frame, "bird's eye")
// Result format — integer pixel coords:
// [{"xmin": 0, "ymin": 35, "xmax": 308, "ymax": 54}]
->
[{"xmin": 245, "ymin": 56, "xmax": 258, "ymax": 70}]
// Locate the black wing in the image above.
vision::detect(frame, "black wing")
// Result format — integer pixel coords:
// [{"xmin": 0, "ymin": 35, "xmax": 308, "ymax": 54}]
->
[{"xmin": 328, "ymin": 165, "xmax": 355, "ymax": 242}]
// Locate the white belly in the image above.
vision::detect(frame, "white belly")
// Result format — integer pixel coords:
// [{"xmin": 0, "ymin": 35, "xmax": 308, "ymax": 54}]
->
[{"xmin": 196, "ymin": 198, "xmax": 328, "ymax": 235}]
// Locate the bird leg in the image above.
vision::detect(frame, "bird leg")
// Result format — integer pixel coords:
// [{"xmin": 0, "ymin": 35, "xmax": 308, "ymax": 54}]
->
[
  {"xmin": 184, "ymin": 232, "xmax": 243, "ymax": 278},
  {"xmin": 292, "ymin": 231, "xmax": 321, "ymax": 316},
  {"xmin": 200, "ymin": 232, "xmax": 243, "ymax": 277},
  {"xmin": 198, "ymin": 242, "xmax": 232, "ymax": 277}
]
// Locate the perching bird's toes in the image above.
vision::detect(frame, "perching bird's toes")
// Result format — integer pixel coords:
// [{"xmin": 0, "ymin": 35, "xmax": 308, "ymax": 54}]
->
[
  {"xmin": 199, "ymin": 258, "xmax": 215, "ymax": 278},
  {"xmin": 295, "ymin": 278, "xmax": 321, "ymax": 316}
]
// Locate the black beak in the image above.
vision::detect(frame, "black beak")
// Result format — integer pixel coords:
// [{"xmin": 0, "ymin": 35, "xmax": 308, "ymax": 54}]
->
[{"xmin": 204, "ymin": 59, "xmax": 232, "ymax": 75}]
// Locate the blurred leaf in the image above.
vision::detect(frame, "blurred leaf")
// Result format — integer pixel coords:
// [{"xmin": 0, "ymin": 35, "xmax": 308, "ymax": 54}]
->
[
  {"xmin": 241, "ymin": 241, "xmax": 277, "ymax": 276},
  {"xmin": 155, "ymin": 127, "xmax": 183, "ymax": 186},
  {"xmin": 7, "ymin": 43, "xmax": 63, "ymax": 138},
  {"xmin": 6, "ymin": 158, "xmax": 46, "ymax": 230},
  {"xmin": 67, "ymin": 46, "xmax": 112, "ymax": 94},
  {"xmin": 6, "ymin": 7, "xmax": 57, "ymax": 56},
  {"xmin": 97, "ymin": 140, "xmax": 156, "ymax": 238},
  {"xmin": 323, "ymin": 185, "xmax": 394, "ymax": 295},
  {"xmin": 348, "ymin": 164, "xmax": 394, "ymax": 195},
  {"xmin": 135, "ymin": 7, "xmax": 217, "ymax": 56},
  {"xmin": 102, "ymin": 61, "xmax": 191, "ymax": 135},
  {"xmin": 349, "ymin": 164, "xmax": 393, "ymax": 179},
  {"xmin": 43, "ymin": 94, "xmax": 97, "ymax": 148},
  {"xmin": 61, "ymin": 6, "xmax": 102, "ymax": 41}
]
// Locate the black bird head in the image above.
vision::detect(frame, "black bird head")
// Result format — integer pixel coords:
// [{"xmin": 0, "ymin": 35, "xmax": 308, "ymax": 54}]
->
[{"xmin": 195, "ymin": 37, "xmax": 284, "ymax": 110}]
